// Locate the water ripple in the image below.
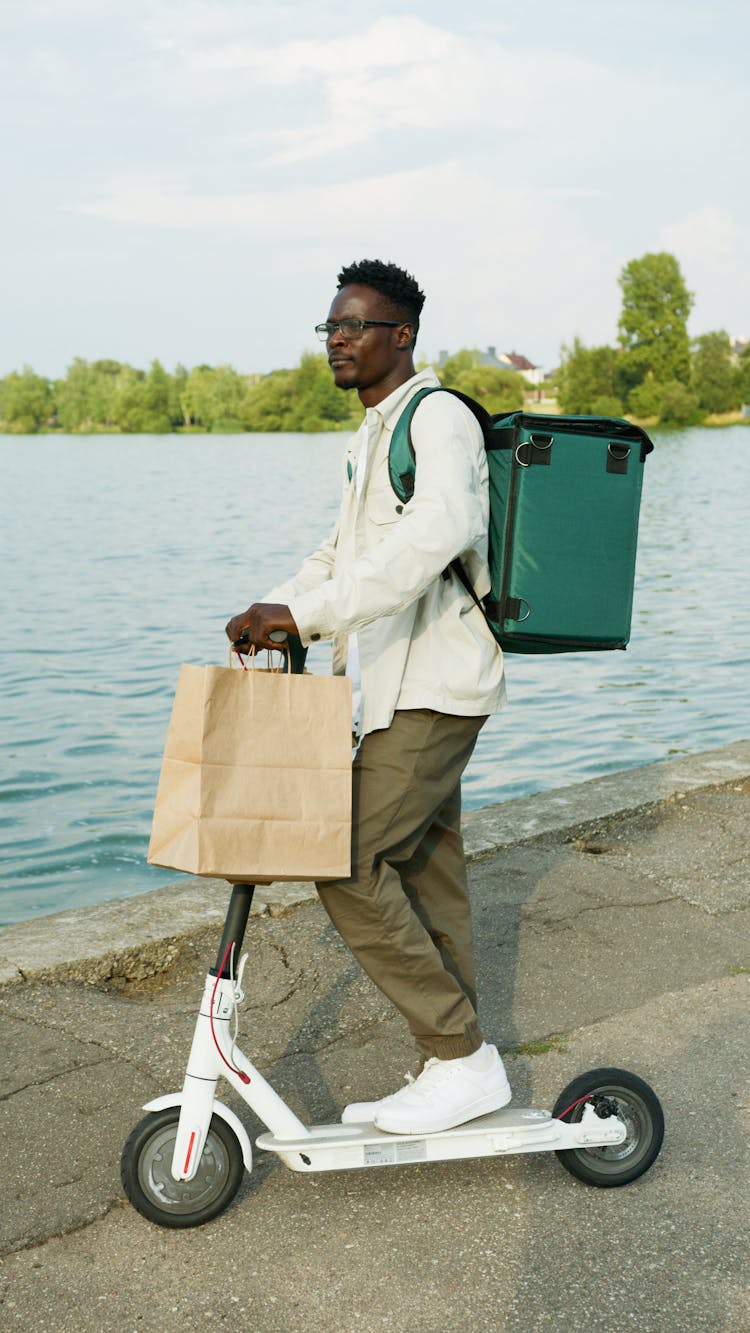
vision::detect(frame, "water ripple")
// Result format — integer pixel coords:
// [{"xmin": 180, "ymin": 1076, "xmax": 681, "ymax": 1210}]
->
[{"xmin": 1, "ymin": 427, "xmax": 749, "ymax": 925}]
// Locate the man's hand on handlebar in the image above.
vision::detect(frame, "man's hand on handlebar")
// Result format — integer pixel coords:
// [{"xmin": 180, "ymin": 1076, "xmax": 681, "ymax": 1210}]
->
[{"xmin": 225, "ymin": 603, "xmax": 300, "ymax": 652}]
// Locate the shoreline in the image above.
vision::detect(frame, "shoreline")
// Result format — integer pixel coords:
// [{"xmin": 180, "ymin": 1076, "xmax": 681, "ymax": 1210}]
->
[
  {"xmin": 2, "ymin": 412, "xmax": 749, "ymax": 436},
  {"xmin": 1, "ymin": 737, "xmax": 747, "ymax": 989}
]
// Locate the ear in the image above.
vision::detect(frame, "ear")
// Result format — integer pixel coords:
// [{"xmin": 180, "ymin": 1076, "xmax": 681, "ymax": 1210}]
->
[{"xmin": 396, "ymin": 322, "xmax": 415, "ymax": 350}]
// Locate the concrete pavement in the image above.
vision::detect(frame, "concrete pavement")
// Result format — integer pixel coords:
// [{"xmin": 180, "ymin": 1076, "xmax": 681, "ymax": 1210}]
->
[{"xmin": 1, "ymin": 741, "xmax": 749, "ymax": 1332}]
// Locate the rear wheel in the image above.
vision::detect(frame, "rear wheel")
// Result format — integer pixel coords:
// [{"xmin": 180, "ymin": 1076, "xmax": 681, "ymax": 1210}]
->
[
  {"xmin": 552, "ymin": 1067, "xmax": 664, "ymax": 1188},
  {"xmin": 121, "ymin": 1108, "xmax": 245, "ymax": 1227}
]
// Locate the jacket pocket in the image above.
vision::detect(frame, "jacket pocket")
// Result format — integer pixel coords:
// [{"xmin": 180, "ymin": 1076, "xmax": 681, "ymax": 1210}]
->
[{"xmin": 367, "ymin": 486, "xmax": 405, "ymax": 526}]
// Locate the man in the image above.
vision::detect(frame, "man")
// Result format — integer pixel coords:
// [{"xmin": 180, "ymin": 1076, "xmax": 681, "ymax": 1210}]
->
[{"xmin": 226, "ymin": 259, "xmax": 509, "ymax": 1134}]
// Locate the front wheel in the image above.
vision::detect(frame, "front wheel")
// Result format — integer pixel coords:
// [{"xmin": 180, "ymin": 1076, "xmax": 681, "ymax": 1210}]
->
[
  {"xmin": 121, "ymin": 1108, "xmax": 245, "ymax": 1227},
  {"xmin": 552, "ymin": 1067, "xmax": 664, "ymax": 1188}
]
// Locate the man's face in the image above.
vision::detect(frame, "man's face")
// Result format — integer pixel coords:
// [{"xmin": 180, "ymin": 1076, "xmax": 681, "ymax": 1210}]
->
[{"xmin": 325, "ymin": 284, "xmax": 413, "ymax": 402}]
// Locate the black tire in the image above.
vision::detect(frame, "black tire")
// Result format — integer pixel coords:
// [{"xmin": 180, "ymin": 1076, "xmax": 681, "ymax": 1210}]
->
[
  {"xmin": 552, "ymin": 1067, "xmax": 664, "ymax": 1188},
  {"xmin": 121, "ymin": 1108, "xmax": 245, "ymax": 1228}
]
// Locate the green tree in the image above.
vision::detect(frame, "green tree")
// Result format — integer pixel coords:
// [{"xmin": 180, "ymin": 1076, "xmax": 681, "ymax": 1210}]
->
[
  {"xmin": 438, "ymin": 351, "xmax": 525, "ymax": 414},
  {"xmin": 691, "ymin": 331, "xmax": 740, "ymax": 414},
  {"xmin": 208, "ymin": 365, "xmax": 244, "ymax": 431},
  {"xmin": 55, "ymin": 358, "xmax": 116, "ymax": 430},
  {"xmin": 590, "ymin": 395, "xmax": 625, "ymax": 418},
  {"xmin": 239, "ymin": 369, "xmax": 297, "ymax": 432},
  {"xmin": 238, "ymin": 355, "xmax": 360, "ymax": 432},
  {"xmin": 0, "ymin": 367, "xmax": 54, "ymax": 432},
  {"xmin": 89, "ymin": 360, "xmax": 126, "ymax": 427},
  {"xmin": 627, "ymin": 375, "xmax": 663, "ymax": 420},
  {"xmin": 139, "ymin": 359, "xmax": 175, "ymax": 431},
  {"xmin": 449, "ymin": 366, "xmax": 525, "ymax": 414},
  {"xmin": 170, "ymin": 364, "xmax": 189, "ymax": 427},
  {"xmin": 558, "ymin": 339, "xmax": 624, "ymax": 415},
  {"xmin": 111, "ymin": 365, "xmax": 149, "ymax": 432},
  {"xmin": 285, "ymin": 352, "xmax": 361, "ymax": 431},
  {"xmin": 656, "ymin": 380, "xmax": 701, "ymax": 427},
  {"xmin": 438, "ymin": 349, "xmax": 481, "ymax": 383},
  {"xmin": 736, "ymin": 344, "xmax": 750, "ymax": 406},
  {"xmin": 618, "ymin": 252, "xmax": 693, "ymax": 391},
  {"xmin": 178, "ymin": 364, "xmax": 244, "ymax": 431},
  {"xmin": 57, "ymin": 357, "xmax": 152, "ymax": 430}
]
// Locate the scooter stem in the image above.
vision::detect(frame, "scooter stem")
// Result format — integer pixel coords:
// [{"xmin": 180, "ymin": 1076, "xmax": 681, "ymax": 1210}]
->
[{"xmin": 212, "ymin": 883, "xmax": 255, "ymax": 977}]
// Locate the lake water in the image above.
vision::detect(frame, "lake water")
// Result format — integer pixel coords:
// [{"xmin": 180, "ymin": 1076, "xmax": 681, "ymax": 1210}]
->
[{"xmin": 1, "ymin": 426, "xmax": 749, "ymax": 926}]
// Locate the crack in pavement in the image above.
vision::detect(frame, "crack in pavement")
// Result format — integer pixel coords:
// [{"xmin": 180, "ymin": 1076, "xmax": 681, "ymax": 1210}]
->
[
  {"xmin": 522, "ymin": 893, "xmax": 739, "ymax": 923},
  {"xmin": 0, "ymin": 1055, "xmax": 113, "ymax": 1102},
  {"xmin": 0, "ymin": 1199, "xmax": 123, "ymax": 1260},
  {"xmin": 0, "ymin": 1000, "xmax": 121, "ymax": 1050}
]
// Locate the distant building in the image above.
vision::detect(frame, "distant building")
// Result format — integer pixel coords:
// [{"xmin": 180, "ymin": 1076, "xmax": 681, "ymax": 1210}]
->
[
  {"xmin": 437, "ymin": 346, "xmax": 544, "ymax": 386},
  {"xmin": 496, "ymin": 351, "xmax": 544, "ymax": 386}
]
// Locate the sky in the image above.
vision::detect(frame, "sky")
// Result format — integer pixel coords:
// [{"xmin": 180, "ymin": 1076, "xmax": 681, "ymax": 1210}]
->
[{"xmin": 2, "ymin": 0, "xmax": 748, "ymax": 379}]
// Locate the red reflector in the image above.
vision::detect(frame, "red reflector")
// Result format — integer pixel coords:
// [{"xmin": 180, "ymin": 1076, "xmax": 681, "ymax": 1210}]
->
[{"xmin": 183, "ymin": 1131, "xmax": 196, "ymax": 1175}]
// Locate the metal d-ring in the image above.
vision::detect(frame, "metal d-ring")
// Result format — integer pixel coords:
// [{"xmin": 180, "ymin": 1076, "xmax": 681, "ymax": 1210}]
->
[
  {"xmin": 608, "ymin": 442, "xmax": 631, "ymax": 461},
  {"xmin": 515, "ymin": 435, "xmax": 553, "ymax": 467},
  {"xmin": 515, "ymin": 598, "xmax": 531, "ymax": 622}
]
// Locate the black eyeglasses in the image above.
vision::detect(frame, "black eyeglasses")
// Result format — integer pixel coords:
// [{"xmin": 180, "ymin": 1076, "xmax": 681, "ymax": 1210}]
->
[{"xmin": 315, "ymin": 318, "xmax": 403, "ymax": 342}]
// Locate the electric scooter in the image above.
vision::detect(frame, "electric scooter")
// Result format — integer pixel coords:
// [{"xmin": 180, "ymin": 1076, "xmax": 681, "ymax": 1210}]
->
[
  {"xmin": 121, "ymin": 635, "xmax": 664, "ymax": 1229},
  {"xmin": 120, "ymin": 877, "xmax": 664, "ymax": 1228}
]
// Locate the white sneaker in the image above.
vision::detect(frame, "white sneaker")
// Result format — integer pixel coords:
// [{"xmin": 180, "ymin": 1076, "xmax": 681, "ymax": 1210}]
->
[
  {"xmin": 373, "ymin": 1046, "xmax": 511, "ymax": 1135},
  {"xmin": 342, "ymin": 1074, "xmax": 415, "ymax": 1124}
]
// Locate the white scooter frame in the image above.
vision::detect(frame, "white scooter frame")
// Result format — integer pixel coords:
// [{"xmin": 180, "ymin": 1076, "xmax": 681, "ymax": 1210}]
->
[{"xmin": 121, "ymin": 884, "xmax": 664, "ymax": 1228}]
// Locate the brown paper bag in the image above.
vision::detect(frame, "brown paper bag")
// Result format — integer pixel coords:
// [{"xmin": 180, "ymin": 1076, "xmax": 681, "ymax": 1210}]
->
[{"xmin": 147, "ymin": 661, "xmax": 352, "ymax": 882}]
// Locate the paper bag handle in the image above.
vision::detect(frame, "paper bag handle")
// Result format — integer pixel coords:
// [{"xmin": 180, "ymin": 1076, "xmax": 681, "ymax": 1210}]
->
[{"xmin": 231, "ymin": 629, "xmax": 308, "ymax": 675}]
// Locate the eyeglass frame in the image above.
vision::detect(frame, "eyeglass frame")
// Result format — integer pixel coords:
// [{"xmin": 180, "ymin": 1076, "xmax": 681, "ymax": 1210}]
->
[{"xmin": 314, "ymin": 318, "xmax": 405, "ymax": 342}]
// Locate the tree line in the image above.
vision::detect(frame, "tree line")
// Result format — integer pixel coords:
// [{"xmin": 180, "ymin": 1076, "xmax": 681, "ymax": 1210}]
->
[
  {"xmin": 0, "ymin": 350, "xmax": 526, "ymax": 435},
  {"xmin": 556, "ymin": 252, "xmax": 750, "ymax": 425},
  {"xmin": 1, "ymin": 252, "xmax": 748, "ymax": 433},
  {"xmin": 0, "ymin": 354, "xmax": 362, "ymax": 435}
]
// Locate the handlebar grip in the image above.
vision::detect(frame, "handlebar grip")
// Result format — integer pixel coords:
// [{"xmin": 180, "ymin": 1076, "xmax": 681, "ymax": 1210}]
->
[{"xmin": 231, "ymin": 630, "xmax": 308, "ymax": 675}]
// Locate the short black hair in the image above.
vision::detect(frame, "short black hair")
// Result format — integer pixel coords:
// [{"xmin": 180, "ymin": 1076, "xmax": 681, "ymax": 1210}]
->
[{"xmin": 336, "ymin": 259, "xmax": 425, "ymax": 346}]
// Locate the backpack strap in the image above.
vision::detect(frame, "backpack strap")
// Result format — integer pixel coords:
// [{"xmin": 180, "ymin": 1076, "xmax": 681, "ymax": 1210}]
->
[
  {"xmin": 387, "ymin": 386, "xmax": 501, "ymax": 637},
  {"xmin": 388, "ymin": 387, "xmax": 492, "ymax": 503}
]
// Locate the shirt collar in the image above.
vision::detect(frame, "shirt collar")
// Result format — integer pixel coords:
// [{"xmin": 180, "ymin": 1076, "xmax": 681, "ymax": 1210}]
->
[{"xmin": 365, "ymin": 367, "xmax": 441, "ymax": 431}]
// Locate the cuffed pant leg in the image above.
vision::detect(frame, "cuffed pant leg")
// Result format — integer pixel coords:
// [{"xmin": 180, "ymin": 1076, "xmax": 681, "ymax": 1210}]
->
[
  {"xmin": 317, "ymin": 709, "xmax": 487, "ymax": 1061},
  {"xmin": 397, "ymin": 779, "xmax": 478, "ymax": 1014}
]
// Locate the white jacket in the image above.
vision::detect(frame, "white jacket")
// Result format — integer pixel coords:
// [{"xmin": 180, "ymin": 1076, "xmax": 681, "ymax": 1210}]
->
[{"xmin": 267, "ymin": 368, "xmax": 505, "ymax": 737}]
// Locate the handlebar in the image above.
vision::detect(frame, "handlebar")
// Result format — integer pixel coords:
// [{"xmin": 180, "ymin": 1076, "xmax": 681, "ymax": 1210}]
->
[{"xmin": 231, "ymin": 630, "xmax": 308, "ymax": 676}]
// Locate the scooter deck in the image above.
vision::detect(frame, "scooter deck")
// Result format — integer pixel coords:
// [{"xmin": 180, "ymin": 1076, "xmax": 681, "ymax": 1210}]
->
[{"xmin": 256, "ymin": 1104, "xmax": 625, "ymax": 1173}]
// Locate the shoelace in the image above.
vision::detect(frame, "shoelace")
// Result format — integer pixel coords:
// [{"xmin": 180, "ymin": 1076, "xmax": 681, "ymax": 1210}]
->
[{"xmin": 406, "ymin": 1057, "xmax": 464, "ymax": 1099}]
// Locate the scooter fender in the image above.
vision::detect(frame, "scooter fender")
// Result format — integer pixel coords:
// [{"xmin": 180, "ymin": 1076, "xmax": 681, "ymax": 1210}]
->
[{"xmin": 142, "ymin": 1093, "xmax": 253, "ymax": 1173}]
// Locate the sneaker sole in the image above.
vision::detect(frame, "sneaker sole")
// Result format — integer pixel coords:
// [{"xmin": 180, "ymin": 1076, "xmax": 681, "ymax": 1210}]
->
[
  {"xmin": 373, "ymin": 1084, "xmax": 512, "ymax": 1136},
  {"xmin": 341, "ymin": 1105, "xmax": 382, "ymax": 1124}
]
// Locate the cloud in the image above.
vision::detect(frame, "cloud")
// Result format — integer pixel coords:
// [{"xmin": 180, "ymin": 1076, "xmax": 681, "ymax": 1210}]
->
[
  {"xmin": 661, "ymin": 207, "xmax": 748, "ymax": 265},
  {"xmin": 144, "ymin": 14, "xmax": 614, "ymax": 165},
  {"xmin": 188, "ymin": 16, "xmax": 457, "ymax": 79},
  {"xmin": 7, "ymin": 6, "xmax": 749, "ymax": 376},
  {"xmin": 72, "ymin": 162, "xmax": 583, "ymax": 237},
  {"xmin": 69, "ymin": 162, "xmax": 616, "ymax": 366},
  {"xmin": 661, "ymin": 207, "xmax": 750, "ymax": 337}
]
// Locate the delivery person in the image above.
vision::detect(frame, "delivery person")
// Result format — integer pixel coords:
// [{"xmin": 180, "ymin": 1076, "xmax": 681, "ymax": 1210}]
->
[{"xmin": 226, "ymin": 259, "xmax": 509, "ymax": 1134}]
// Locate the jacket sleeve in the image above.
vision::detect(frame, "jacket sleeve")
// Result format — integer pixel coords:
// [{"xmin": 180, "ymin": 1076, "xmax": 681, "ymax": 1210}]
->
[{"xmin": 289, "ymin": 393, "xmax": 487, "ymax": 644}]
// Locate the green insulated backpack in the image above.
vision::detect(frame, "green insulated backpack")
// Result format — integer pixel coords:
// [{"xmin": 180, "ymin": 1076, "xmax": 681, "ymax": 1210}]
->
[{"xmin": 388, "ymin": 387, "xmax": 655, "ymax": 654}]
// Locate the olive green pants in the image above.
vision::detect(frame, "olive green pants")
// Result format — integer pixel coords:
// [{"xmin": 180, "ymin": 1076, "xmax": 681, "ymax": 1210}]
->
[{"xmin": 317, "ymin": 708, "xmax": 487, "ymax": 1061}]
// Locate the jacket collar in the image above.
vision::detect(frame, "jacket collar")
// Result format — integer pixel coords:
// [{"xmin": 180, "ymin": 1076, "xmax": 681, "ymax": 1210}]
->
[{"xmin": 366, "ymin": 367, "xmax": 441, "ymax": 432}]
